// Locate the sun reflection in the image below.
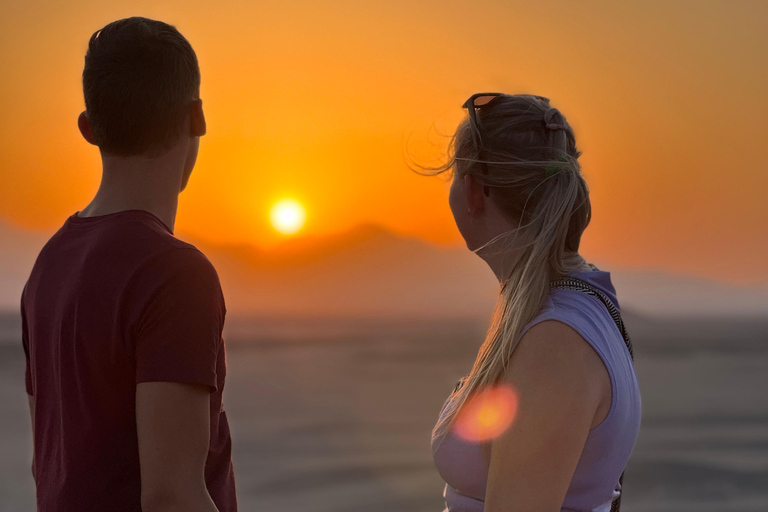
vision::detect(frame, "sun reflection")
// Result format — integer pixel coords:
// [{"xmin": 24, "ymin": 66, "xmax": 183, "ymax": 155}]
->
[{"xmin": 454, "ymin": 384, "xmax": 519, "ymax": 442}]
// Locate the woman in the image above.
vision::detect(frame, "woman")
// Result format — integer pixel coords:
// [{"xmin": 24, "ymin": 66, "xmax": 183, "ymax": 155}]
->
[{"xmin": 426, "ymin": 93, "xmax": 641, "ymax": 512}]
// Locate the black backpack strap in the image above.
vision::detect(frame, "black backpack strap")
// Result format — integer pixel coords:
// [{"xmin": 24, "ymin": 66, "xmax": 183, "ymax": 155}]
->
[
  {"xmin": 550, "ymin": 274, "xmax": 634, "ymax": 512},
  {"xmin": 549, "ymin": 276, "xmax": 634, "ymax": 360}
]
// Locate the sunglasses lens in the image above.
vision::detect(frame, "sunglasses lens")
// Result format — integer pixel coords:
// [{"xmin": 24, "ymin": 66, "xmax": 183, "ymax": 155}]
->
[
  {"xmin": 462, "ymin": 93, "xmax": 503, "ymax": 110},
  {"xmin": 473, "ymin": 94, "xmax": 501, "ymax": 107}
]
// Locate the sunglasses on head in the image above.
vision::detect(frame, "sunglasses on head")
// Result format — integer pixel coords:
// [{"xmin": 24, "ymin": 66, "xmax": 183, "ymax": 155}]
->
[
  {"xmin": 462, "ymin": 93, "xmax": 505, "ymax": 197},
  {"xmin": 462, "ymin": 93, "xmax": 504, "ymax": 148}
]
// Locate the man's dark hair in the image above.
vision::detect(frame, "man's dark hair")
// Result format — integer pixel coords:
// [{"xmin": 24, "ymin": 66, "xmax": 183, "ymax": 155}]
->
[{"xmin": 83, "ymin": 17, "xmax": 201, "ymax": 156}]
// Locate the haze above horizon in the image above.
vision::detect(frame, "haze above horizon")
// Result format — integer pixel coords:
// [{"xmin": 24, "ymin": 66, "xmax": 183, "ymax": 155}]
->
[{"xmin": 1, "ymin": 0, "xmax": 766, "ymax": 286}]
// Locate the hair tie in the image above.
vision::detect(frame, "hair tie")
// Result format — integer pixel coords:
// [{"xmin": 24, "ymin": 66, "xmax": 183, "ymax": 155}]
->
[{"xmin": 543, "ymin": 107, "xmax": 567, "ymax": 132}]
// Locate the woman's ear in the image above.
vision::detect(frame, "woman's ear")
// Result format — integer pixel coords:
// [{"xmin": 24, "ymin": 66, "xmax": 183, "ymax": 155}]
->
[
  {"xmin": 77, "ymin": 111, "xmax": 98, "ymax": 146},
  {"xmin": 464, "ymin": 174, "xmax": 486, "ymax": 216},
  {"xmin": 190, "ymin": 98, "xmax": 206, "ymax": 137}
]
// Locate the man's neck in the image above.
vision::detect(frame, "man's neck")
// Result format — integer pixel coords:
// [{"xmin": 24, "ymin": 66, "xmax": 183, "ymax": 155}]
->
[{"xmin": 79, "ymin": 147, "xmax": 187, "ymax": 233}]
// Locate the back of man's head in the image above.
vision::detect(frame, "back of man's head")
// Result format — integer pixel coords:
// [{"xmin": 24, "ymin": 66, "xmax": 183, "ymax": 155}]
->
[{"xmin": 83, "ymin": 17, "xmax": 200, "ymax": 157}]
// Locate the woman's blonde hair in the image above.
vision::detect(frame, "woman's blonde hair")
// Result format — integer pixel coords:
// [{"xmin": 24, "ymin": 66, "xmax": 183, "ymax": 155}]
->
[{"xmin": 424, "ymin": 94, "xmax": 592, "ymax": 441}]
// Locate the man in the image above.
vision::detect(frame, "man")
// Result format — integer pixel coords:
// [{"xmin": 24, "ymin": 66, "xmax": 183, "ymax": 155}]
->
[{"xmin": 21, "ymin": 17, "xmax": 236, "ymax": 511}]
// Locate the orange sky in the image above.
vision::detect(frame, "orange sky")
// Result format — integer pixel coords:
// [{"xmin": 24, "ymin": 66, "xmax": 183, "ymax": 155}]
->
[{"xmin": 1, "ymin": 0, "xmax": 766, "ymax": 285}]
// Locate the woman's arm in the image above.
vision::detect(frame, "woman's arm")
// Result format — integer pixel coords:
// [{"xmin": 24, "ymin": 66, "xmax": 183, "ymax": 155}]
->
[{"xmin": 484, "ymin": 320, "xmax": 610, "ymax": 512}]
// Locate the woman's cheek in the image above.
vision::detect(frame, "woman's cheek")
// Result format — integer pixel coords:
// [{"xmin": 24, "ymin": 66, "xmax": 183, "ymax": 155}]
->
[{"xmin": 448, "ymin": 178, "xmax": 472, "ymax": 246}]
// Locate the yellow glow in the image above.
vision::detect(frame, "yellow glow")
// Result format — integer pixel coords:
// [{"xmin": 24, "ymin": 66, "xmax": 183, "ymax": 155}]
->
[{"xmin": 269, "ymin": 199, "xmax": 306, "ymax": 235}]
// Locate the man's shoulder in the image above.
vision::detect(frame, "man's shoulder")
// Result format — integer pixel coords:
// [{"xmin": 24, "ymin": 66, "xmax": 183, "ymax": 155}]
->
[
  {"xmin": 126, "ymin": 244, "xmax": 224, "ymax": 319},
  {"xmin": 153, "ymin": 244, "xmax": 220, "ymax": 281},
  {"xmin": 86, "ymin": 211, "xmax": 216, "ymax": 276},
  {"xmin": 117, "ymin": 213, "xmax": 216, "ymax": 274},
  {"xmin": 40, "ymin": 210, "xmax": 181, "ymax": 256},
  {"xmin": 34, "ymin": 210, "xmax": 221, "ymax": 289}
]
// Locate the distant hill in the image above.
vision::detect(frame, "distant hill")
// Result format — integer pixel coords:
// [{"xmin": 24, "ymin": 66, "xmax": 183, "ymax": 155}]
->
[
  {"xmin": 191, "ymin": 224, "xmax": 498, "ymax": 318},
  {"xmin": 606, "ymin": 268, "xmax": 768, "ymax": 318},
  {"xmin": 1, "ymin": 218, "xmax": 767, "ymax": 319},
  {"xmin": 189, "ymin": 225, "xmax": 768, "ymax": 319}
]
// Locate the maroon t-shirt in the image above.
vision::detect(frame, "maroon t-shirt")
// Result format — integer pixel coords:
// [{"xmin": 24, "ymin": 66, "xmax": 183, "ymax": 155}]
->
[{"xmin": 21, "ymin": 210, "xmax": 237, "ymax": 512}]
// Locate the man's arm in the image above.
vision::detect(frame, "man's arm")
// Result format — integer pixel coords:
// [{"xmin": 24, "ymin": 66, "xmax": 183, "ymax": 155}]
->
[
  {"xmin": 136, "ymin": 382, "xmax": 219, "ymax": 512},
  {"xmin": 27, "ymin": 394, "xmax": 35, "ymax": 479}
]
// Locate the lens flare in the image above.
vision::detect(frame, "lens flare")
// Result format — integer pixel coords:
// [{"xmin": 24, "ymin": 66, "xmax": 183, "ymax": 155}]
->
[
  {"xmin": 269, "ymin": 199, "xmax": 306, "ymax": 235},
  {"xmin": 454, "ymin": 384, "xmax": 519, "ymax": 442}
]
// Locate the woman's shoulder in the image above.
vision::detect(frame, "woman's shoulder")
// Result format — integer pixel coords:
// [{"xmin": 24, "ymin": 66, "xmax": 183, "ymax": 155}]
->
[
  {"xmin": 518, "ymin": 267, "xmax": 633, "ymax": 381},
  {"xmin": 516, "ymin": 319, "xmax": 607, "ymax": 373},
  {"xmin": 530, "ymin": 267, "xmax": 638, "ymax": 403},
  {"xmin": 538, "ymin": 268, "xmax": 622, "ymax": 335}
]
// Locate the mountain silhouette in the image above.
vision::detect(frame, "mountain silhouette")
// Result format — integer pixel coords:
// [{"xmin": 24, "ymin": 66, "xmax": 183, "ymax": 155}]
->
[
  {"xmin": 1, "ymin": 219, "xmax": 766, "ymax": 319},
  {"xmin": 190, "ymin": 224, "xmax": 499, "ymax": 318}
]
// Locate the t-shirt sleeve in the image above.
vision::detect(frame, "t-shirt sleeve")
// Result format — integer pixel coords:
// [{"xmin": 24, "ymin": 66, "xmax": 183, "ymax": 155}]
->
[
  {"xmin": 131, "ymin": 248, "xmax": 226, "ymax": 393},
  {"xmin": 21, "ymin": 288, "xmax": 33, "ymax": 396}
]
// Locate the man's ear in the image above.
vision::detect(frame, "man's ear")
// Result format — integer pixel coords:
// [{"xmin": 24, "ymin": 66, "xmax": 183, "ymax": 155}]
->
[
  {"xmin": 77, "ymin": 112, "xmax": 98, "ymax": 146},
  {"xmin": 190, "ymin": 99, "xmax": 206, "ymax": 137},
  {"xmin": 464, "ymin": 174, "xmax": 486, "ymax": 215}
]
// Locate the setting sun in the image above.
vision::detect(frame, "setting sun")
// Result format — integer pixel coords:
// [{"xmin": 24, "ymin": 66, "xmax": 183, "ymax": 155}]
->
[{"xmin": 270, "ymin": 199, "xmax": 306, "ymax": 235}]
